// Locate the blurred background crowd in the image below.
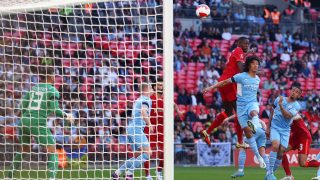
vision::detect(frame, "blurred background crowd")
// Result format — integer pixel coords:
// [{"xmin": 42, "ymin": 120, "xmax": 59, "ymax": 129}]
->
[
  {"xmin": 0, "ymin": 0, "xmax": 319, "ymax": 165},
  {"xmin": 0, "ymin": 0, "xmax": 163, "ymax": 162},
  {"xmin": 173, "ymin": 0, "xmax": 320, "ymax": 164}
]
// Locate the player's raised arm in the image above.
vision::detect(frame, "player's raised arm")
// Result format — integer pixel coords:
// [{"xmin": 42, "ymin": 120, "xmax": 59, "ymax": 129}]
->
[
  {"xmin": 278, "ymin": 96, "xmax": 295, "ymax": 120},
  {"xmin": 202, "ymin": 78, "xmax": 233, "ymax": 93}
]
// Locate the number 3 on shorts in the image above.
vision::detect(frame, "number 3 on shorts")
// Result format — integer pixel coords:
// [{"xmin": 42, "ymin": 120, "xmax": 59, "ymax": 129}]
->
[
  {"xmin": 28, "ymin": 92, "xmax": 44, "ymax": 110},
  {"xmin": 299, "ymin": 143, "xmax": 303, "ymax": 151}
]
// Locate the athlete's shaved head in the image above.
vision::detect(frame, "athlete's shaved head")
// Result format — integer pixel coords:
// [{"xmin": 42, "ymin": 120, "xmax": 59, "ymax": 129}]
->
[{"xmin": 237, "ymin": 37, "xmax": 249, "ymax": 52}]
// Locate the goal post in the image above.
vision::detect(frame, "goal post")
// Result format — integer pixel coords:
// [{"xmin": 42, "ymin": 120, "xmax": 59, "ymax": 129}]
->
[
  {"xmin": 0, "ymin": 0, "xmax": 173, "ymax": 179},
  {"xmin": 162, "ymin": 0, "xmax": 174, "ymax": 180}
]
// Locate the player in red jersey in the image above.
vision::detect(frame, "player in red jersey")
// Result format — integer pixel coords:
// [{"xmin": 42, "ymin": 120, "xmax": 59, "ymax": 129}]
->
[
  {"xmin": 279, "ymin": 115, "xmax": 320, "ymax": 180},
  {"xmin": 144, "ymin": 78, "xmax": 180, "ymax": 180},
  {"xmin": 201, "ymin": 37, "xmax": 250, "ymax": 148}
]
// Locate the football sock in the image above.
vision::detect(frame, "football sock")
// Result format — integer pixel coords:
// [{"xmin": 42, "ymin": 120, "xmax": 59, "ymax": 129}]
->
[
  {"xmin": 263, "ymin": 154, "xmax": 270, "ymax": 174},
  {"xmin": 235, "ymin": 116, "xmax": 243, "ymax": 144},
  {"xmin": 246, "ymin": 136, "xmax": 262, "ymax": 160},
  {"xmin": 157, "ymin": 150, "xmax": 164, "ymax": 172},
  {"xmin": 207, "ymin": 112, "xmax": 228, "ymax": 134},
  {"xmin": 144, "ymin": 161, "xmax": 150, "ymax": 176},
  {"xmin": 282, "ymin": 154, "xmax": 292, "ymax": 176},
  {"xmin": 269, "ymin": 151, "xmax": 277, "ymax": 174},
  {"xmin": 238, "ymin": 149, "xmax": 246, "ymax": 171},
  {"xmin": 118, "ymin": 157, "xmax": 135, "ymax": 174},
  {"xmin": 273, "ymin": 158, "xmax": 282, "ymax": 172}
]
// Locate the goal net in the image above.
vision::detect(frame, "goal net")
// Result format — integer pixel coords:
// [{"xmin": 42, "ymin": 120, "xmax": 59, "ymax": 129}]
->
[{"xmin": 0, "ymin": 0, "xmax": 171, "ymax": 179}]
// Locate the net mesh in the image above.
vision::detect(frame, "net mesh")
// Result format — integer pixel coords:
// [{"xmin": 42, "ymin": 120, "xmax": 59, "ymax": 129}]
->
[{"xmin": 0, "ymin": 0, "xmax": 164, "ymax": 179}]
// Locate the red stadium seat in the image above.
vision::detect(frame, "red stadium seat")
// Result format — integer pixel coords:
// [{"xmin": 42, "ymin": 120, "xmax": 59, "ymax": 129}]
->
[
  {"xmin": 221, "ymin": 40, "xmax": 229, "ymax": 45},
  {"xmin": 194, "ymin": 38, "xmax": 202, "ymax": 47},
  {"xmin": 62, "ymin": 59, "xmax": 71, "ymax": 67},
  {"xmin": 192, "ymin": 122, "xmax": 204, "ymax": 132},
  {"xmin": 315, "ymin": 78, "xmax": 320, "ymax": 90},
  {"xmin": 306, "ymin": 79, "xmax": 315, "ymax": 90}
]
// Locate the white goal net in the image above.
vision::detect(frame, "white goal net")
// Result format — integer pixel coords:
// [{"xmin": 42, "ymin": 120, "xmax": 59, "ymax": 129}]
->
[{"xmin": 0, "ymin": 0, "xmax": 172, "ymax": 179}]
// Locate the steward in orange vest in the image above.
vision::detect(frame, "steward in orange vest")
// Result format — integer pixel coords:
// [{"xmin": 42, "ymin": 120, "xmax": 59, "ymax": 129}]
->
[{"xmin": 271, "ymin": 8, "xmax": 281, "ymax": 24}]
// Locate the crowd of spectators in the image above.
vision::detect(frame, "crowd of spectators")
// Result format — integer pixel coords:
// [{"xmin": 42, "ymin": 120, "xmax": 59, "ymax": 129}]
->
[
  {"xmin": 0, "ymin": 0, "xmax": 319, "ymax": 166},
  {"xmin": 173, "ymin": 1, "xmax": 320, "ymax": 164},
  {"xmin": 0, "ymin": 0, "xmax": 162, "ymax": 162},
  {"xmin": 174, "ymin": 0, "xmax": 319, "ymax": 39},
  {"xmin": 174, "ymin": 0, "xmax": 317, "ymax": 21}
]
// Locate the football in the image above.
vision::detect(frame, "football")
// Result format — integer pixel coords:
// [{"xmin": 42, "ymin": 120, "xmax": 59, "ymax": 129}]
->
[{"xmin": 196, "ymin": 4, "xmax": 210, "ymax": 18}]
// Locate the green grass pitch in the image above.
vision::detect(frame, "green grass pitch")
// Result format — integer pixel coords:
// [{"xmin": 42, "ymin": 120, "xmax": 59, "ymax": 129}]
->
[
  {"xmin": 1, "ymin": 166, "xmax": 317, "ymax": 179},
  {"xmin": 0, "ymin": 168, "xmax": 157, "ymax": 179},
  {"xmin": 175, "ymin": 166, "xmax": 317, "ymax": 180}
]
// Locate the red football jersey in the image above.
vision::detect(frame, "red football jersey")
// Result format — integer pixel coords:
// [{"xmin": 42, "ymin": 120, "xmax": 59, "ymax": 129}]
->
[
  {"xmin": 220, "ymin": 47, "xmax": 245, "ymax": 81},
  {"xmin": 151, "ymin": 94, "xmax": 164, "ymax": 132},
  {"xmin": 145, "ymin": 94, "xmax": 164, "ymax": 136},
  {"xmin": 291, "ymin": 118, "xmax": 312, "ymax": 139}
]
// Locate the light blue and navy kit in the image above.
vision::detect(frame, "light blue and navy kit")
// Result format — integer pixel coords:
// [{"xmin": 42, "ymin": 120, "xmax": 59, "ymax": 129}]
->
[
  {"xmin": 231, "ymin": 72, "xmax": 260, "ymax": 129},
  {"xmin": 127, "ymin": 95, "xmax": 152, "ymax": 151},
  {"xmin": 270, "ymin": 96, "xmax": 300, "ymax": 148},
  {"xmin": 245, "ymin": 118, "xmax": 266, "ymax": 148}
]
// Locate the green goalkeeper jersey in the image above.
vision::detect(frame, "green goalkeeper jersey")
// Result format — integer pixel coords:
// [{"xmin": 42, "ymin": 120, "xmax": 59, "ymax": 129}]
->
[{"xmin": 21, "ymin": 83, "xmax": 64, "ymax": 121}]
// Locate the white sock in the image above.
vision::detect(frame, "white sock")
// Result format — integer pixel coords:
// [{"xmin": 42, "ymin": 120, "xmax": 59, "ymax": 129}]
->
[{"xmin": 115, "ymin": 170, "xmax": 121, "ymax": 175}]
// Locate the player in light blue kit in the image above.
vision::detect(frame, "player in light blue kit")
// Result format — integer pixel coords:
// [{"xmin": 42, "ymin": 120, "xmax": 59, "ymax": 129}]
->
[
  {"xmin": 112, "ymin": 84, "xmax": 153, "ymax": 180},
  {"xmin": 231, "ymin": 118, "xmax": 271, "ymax": 178},
  {"xmin": 203, "ymin": 55, "xmax": 266, "ymax": 169},
  {"xmin": 266, "ymin": 86, "xmax": 302, "ymax": 180}
]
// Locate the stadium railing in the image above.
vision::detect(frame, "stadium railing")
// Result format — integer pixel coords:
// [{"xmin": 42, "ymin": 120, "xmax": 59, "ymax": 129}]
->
[{"xmin": 174, "ymin": 142, "xmax": 320, "ymax": 166}]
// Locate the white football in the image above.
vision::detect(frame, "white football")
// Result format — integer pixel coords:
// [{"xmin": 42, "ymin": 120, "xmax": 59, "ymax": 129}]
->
[{"xmin": 196, "ymin": 4, "xmax": 210, "ymax": 18}]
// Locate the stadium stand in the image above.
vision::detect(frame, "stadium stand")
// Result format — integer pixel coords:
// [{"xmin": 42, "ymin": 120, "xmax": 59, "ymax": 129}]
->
[{"xmin": 173, "ymin": 0, "xmax": 320, "ymax": 160}]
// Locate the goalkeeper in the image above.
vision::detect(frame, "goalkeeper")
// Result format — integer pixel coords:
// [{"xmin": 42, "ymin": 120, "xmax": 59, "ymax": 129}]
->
[{"xmin": 6, "ymin": 66, "xmax": 74, "ymax": 180}]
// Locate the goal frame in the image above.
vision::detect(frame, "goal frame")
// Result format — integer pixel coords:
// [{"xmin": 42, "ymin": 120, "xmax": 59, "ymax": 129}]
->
[{"xmin": 0, "ymin": 0, "xmax": 174, "ymax": 179}]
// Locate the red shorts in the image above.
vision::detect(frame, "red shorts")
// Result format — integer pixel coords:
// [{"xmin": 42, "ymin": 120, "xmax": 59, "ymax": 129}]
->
[
  {"xmin": 218, "ymin": 82, "xmax": 237, "ymax": 102},
  {"xmin": 148, "ymin": 135, "xmax": 163, "ymax": 150},
  {"xmin": 289, "ymin": 135, "xmax": 311, "ymax": 154}
]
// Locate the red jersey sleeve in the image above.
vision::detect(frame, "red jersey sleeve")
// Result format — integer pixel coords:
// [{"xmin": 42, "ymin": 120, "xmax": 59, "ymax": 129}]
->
[{"xmin": 233, "ymin": 47, "xmax": 245, "ymax": 63}]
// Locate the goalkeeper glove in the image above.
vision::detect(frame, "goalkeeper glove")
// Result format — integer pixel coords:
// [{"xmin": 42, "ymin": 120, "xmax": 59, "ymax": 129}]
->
[{"xmin": 64, "ymin": 113, "xmax": 74, "ymax": 124}]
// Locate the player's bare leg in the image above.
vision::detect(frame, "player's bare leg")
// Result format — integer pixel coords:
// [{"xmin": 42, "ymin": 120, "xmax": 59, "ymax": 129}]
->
[{"xmin": 297, "ymin": 154, "xmax": 320, "ymax": 167}]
